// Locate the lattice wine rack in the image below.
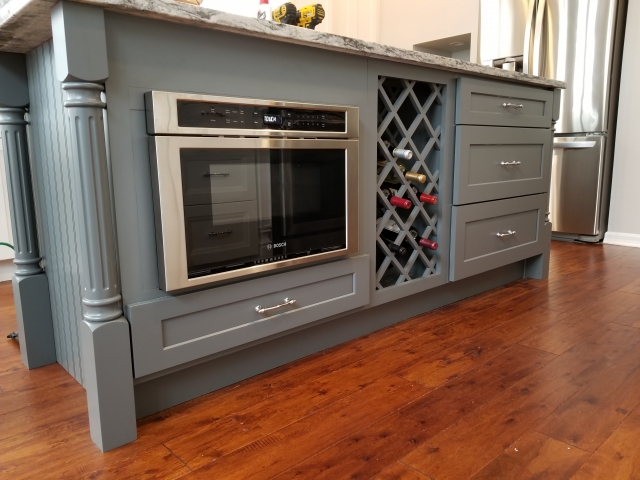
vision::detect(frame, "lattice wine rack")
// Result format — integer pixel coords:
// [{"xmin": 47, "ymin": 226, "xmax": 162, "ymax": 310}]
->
[{"xmin": 376, "ymin": 76, "xmax": 443, "ymax": 290}]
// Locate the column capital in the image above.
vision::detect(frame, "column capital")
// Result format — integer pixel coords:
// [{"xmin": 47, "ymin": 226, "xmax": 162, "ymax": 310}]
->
[
  {"xmin": 62, "ymin": 82, "xmax": 106, "ymax": 109},
  {"xmin": 0, "ymin": 107, "xmax": 28, "ymax": 125}
]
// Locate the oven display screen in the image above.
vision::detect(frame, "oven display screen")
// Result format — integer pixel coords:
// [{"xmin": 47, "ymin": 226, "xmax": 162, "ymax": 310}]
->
[{"xmin": 263, "ymin": 114, "xmax": 282, "ymax": 125}]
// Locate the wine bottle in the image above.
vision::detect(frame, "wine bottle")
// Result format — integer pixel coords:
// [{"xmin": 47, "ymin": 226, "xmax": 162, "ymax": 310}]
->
[
  {"xmin": 381, "ymin": 182, "xmax": 419, "ymax": 197},
  {"xmin": 383, "ymin": 140, "xmax": 413, "ymax": 160},
  {"xmin": 386, "ymin": 243, "xmax": 407, "ymax": 255},
  {"xmin": 379, "ymin": 185, "xmax": 412, "ymax": 209},
  {"xmin": 405, "ymin": 171, "xmax": 427, "ymax": 184},
  {"xmin": 377, "ymin": 218, "xmax": 419, "ymax": 241},
  {"xmin": 418, "ymin": 193, "xmax": 438, "ymax": 205},
  {"xmin": 419, "ymin": 238, "xmax": 438, "ymax": 250}
]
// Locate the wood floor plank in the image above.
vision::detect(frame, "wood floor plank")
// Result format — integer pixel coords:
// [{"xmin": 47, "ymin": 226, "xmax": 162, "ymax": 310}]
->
[
  {"xmin": 275, "ymin": 345, "xmax": 556, "ymax": 480},
  {"xmin": 398, "ymin": 308, "xmax": 567, "ymax": 387},
  {"xmin": 469, "ymin": 431, "xmax": 590, "ymax": 480},
  {"xmin": 180, "ymin": 376, "xmax": 428, "ymax": 480},
  {"xmin": 571, "ymin": 405, "xmax": 640, "ymax": 480},
  {"xmin": 400, "ymin": 324, "xmax": 640, "ymax": 480},
  {"xmin": 519, "ymin": 290, "xmax": 640, "ymax": 355},
  {"xmin": 164, "ymin": 336, "xmax": 422, "ymax": 470},
  {"xmin": 537, "ymin": 343, "xmax": 640, "ymax": 452},
  {"xmin": 81, "ymin": 445, "xmax": 190, "ymax": 480},
  {"xmin": 619, "ymin": 278, "xmax": 640, "ymax": 295},
  {"xmin": 138, "ymin": 328, "xmax": 411, "ymax": 440},
  {"xmin": 396, "ymin": 280, "xmax": 539, "ymax": 336},
  {"xmin": 374, "ymin": 462, "xmax": 432, "ymax": 479}
]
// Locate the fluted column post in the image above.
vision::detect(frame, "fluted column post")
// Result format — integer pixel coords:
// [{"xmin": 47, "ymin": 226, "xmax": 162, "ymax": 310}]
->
[
  {"xmin": 63, "ymin": 82, "xmax": 137, "ymax": 451},
  {"xmin": 0, "ymin": 106, "xmax": 56, "ymax": 368}
]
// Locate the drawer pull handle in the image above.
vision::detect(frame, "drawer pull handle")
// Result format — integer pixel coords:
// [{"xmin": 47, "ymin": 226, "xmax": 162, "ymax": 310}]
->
[
  {"xmin": 496, "ymin": 230, "xmax": 517, "ymax": 237},
  {"xmin": 502, "ymin": 102, "xmax": 524, "ymax": 109},
  {"xmin": 204, "ymin": 172, "xmax": 229, "ymax": 177},
  {"xmin": 500, "ymin": 161, "xmax": 522, "ymax": 166},
  {"xmin": 255, "ymin": 298, "xmax": 296, "ymax": 314},
  {"xmin": 209, "ymin": 230, "xmax": 232, "ymax": 236}
]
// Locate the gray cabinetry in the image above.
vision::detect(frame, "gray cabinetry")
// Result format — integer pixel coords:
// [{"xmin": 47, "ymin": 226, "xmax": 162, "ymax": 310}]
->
[
  {"xmin": 450, "ymin": 194, "xmax": 547, "ymax": 281},
  {"xmin": 456, "ymin": 78, "xmax": 554, "ymax": 128},
  {"xmin": 451, "ymin": 78, "xmax": 554, "ymax": 282},
  {"xmin": 454, "ymin": 126, "xmax": 552, "ymax": 204},
  {"xmin": 128, "ymin": 255, "xmax": 369, "ymax": 377}
]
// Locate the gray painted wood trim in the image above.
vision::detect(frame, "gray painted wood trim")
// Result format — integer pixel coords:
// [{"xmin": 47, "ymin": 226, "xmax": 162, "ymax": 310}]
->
[
  {"xmin": 0, "ymin": 53, "xmax": 29, "ymax": 107},
  {"xmin": 456, "ymin": 77, "xmax": 554, "ymax": 128},
  {"xmin": 453, "ymin": 126, "xmax": 552, "ymax": 205},
  {"xmin": 51, "ymin": 1, "xmax": 109, "ymax": 82},
  {"xmin": 62, "ymin": 82, "xmax": 136, "ymax": 451},
  {"xmin": 450, "ymin": 194, "xmax": 547, "ymax": 281},
  {"xmin": 552, "ymin": 89, "xmax": 562, "ymax": 122},
  {"xmin": 0, "ymin": 105, "xmax": 56, "ymax": 369},
  {"xmin": 128, "ymin": 255, "xmax": 370, "ymax": 378},
  {"xmin": 0, "ymin": 107, "xmax": 42, "ymax": 276}
]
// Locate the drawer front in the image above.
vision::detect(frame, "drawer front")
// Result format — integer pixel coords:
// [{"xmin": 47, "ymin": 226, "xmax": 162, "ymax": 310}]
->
[
  {"xmin": 456, "ymin": 78, "xmax": 554, "ymax": 128},
  {"xmin": 454, "ymin": 126, "xmax": 552, "ymax": 204},
  {"xmin": 181, "ymin": 149, "xmax": 258, "ymax": 205},
  {"xmin": 450, "ymin": 194, "xmax": 547, "ymax": 281},
  {"xmin": 184, "ymin": 202, "xmax": 260, "ymax": 268},
  {"xmin": 128, "ymin": 255, "xmax": 369, "ymax": 377}
]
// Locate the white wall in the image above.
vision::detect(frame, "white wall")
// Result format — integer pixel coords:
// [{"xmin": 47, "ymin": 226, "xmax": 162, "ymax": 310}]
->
[
  {"xmin": 198, "ymin": 0, "xmax": 479, "ymax": 60},
  {"xmin": 379, "ymin": 0, "xmax": 479, "ymax": 61},
  {"xmin": 0, "ymin": 131, "xmax": 16, "ymax": 281},
  {"xmin": 604, "ymin": 0, "xmax": 640, "ymax": 248}
]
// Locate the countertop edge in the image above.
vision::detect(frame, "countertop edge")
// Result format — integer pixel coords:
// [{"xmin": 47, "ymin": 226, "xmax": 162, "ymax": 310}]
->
[{"xmin": 0, "ymin": 0, "xmax": 566, "ymax": 89}]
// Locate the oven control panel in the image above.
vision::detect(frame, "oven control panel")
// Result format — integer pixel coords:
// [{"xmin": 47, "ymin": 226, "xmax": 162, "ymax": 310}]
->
[{"xmin": 177, "ymin": 100, "xmax": 347, "ymax": 133}]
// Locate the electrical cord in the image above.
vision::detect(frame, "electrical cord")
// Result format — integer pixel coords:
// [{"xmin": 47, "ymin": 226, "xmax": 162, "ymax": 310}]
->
[{"xmin": 0, "ymin": 242, "xmax": 14, "ymax": 250}]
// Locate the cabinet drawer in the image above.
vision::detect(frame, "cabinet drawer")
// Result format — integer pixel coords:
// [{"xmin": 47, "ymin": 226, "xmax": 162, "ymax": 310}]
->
[
  {"xmin": 128, "ymin": 255, "xmax": 369, "ymax": 377},
  {"xmin": 454, "ymin": 126, "xmax": 552, "ymax": 204},
  {"xmin": 450, "ymin": 195, "xmax": 547, "ymax": 281},
  {"xmin": 456, "ymin": 78, "xmax": 553, "ymax": 128}
]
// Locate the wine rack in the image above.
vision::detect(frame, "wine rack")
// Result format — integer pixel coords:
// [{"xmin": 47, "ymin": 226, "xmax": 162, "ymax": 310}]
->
[{"xmin": 376, "ymin": 76, "xmax": 443, "ymax": 290}]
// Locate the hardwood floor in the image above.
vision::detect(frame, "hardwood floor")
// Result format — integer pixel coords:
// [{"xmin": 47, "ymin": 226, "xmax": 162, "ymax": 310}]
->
[{"xmin": 1, "ymin": 241, "xmax": 639, "ymax": 479}]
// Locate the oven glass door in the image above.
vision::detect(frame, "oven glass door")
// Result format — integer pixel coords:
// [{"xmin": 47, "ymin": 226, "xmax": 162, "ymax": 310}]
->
[
  {"xmin": 152, "ymin": 137, "xmax": 358, "ymax": 291},
  {"xmin": 180, "ymin": 147, "xmax": 347, "ymax": 279}
]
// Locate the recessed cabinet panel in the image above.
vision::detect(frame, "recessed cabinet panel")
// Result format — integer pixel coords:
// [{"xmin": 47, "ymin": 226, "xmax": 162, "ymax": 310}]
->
[
  {"xmin": 456, "ymin": 78, "xmax": 553, "ymax": 128},
  {"xmin": 454, "ymin": 126, "xmax": 551, "ymax": 204},
  {"xmin": 450, "ymin": 194, "xmax": 547, "ymax": 281},
  {"xmin": 128, "ymin": 255, "xmax": 370, "ymax": 378}
]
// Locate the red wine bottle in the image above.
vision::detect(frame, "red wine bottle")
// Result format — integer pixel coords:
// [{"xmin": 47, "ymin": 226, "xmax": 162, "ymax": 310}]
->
[
  {"xmin": 418, "ymin": 193, "xmax": 438, "ymax": 205},
  {"xmin": 419, "ymin": 238, "xmax": 438, "ymax": 250},
  {"xmin": 380, "ymin": 185, "xmax": 412, "ymax": 209}
]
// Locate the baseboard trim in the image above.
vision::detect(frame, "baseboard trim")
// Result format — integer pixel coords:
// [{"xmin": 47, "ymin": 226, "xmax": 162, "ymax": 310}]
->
[
  {"xmin": 604, "ymin": 232, "xmax": 640, "ymax": 248},
  {"xmin": 0, "ymin": 259, "xmax": 15, "ymax": 282}
]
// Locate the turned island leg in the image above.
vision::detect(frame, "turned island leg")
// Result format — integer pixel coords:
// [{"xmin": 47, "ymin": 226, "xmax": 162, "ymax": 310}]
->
[{"xmin": 0, "ymin": 52, "xmax": 57, "ymax": 370}]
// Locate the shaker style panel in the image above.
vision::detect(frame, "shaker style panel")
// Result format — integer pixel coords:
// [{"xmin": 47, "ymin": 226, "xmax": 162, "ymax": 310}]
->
[
  {"xmin": 456, "ymin": 78, "xmax": 553, "ymax": 128},
  {"xmin": 450, "ymin": 194, "xmax": 546, "ymax": 281},
  {"xmin": 181, "ymin": 149, "xmax": 258, "ymax": 205},
  {"xmin": 454, "ymin": 126, "xmax": 552, "ymax": 204},
  {"xmin": 128, "ymin": 255, "xmax": 370, "ymax": 377}
]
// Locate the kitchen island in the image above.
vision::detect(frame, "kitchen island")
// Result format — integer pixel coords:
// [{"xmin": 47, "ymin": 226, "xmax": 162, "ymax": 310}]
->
[{"xmin": 0, "ymin": 0, "xmax": 564, "ymax": 452}]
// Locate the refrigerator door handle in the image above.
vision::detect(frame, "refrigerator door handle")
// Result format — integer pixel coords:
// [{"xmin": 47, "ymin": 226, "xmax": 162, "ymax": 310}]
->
[
  {"xmin": 553, "ymin": 141, "xmax": 597, "ymax": 149},
  {"xmin": 532, "ymin": 0, "xmax": 547, "ymax": 76},
  {"xmin": 523, "ymin": 0, "xmax": 538, "ymax": 75}
]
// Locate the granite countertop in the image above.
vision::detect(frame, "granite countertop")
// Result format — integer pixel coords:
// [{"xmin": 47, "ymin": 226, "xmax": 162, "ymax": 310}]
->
[{"xmin": 1, "ymin": 0, "xmax": 566, "ymax": 89}]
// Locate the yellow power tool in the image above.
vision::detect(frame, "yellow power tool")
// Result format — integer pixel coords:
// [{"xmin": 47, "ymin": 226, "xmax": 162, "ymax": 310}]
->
[
  {"xmin": 297, "ymin": 4, "xmax": 325, "ymax": 29},
  {"xmin": 273, "ymin": 2, "xmax": 298, "ymax": 25}
]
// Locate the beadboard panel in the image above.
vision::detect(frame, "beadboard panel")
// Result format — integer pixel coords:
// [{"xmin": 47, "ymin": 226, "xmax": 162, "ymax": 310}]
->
[{"xmin": 26, "ymin": 41, "xmax": 84, "ymax": 383}]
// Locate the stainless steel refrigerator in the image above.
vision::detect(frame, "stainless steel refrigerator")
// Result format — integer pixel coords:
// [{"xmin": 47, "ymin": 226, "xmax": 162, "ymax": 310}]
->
[{"xmin": 479, "ymin": 0, "xmax": 628, "ymax": 242}]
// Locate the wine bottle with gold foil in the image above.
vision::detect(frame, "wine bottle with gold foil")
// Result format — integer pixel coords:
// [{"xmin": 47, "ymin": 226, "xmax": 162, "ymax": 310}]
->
[{"xmin": 405, "ymin": 171, "xmax": 427, "ymax": 184}]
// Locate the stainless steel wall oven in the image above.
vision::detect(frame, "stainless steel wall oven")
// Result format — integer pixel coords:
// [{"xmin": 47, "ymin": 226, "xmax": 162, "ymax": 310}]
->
[{"xmin": 145, "ymin": 92, "xmax": 359, "ymax": 291}]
